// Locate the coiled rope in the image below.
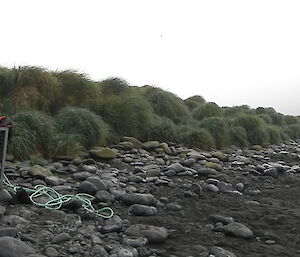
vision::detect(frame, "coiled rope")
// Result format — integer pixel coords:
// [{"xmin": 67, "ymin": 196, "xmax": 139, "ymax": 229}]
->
[{"xmin": 2, "ymin": 173, "xmax": 114, "ymax": 219}]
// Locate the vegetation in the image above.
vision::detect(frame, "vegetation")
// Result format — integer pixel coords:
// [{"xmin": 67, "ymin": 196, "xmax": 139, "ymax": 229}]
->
[{"xmin": 0, "ymin": 65, "xmax": 299, "ymax": 160}]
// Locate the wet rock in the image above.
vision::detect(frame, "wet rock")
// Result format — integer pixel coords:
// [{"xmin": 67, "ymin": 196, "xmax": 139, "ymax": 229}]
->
[
  {"xmin": 100, "ymin": 215, "xmax": 123, "ymax": 233},
  {"xmin": 128, "ymin": 204, "xmax": 157, "ymax": 216},
  {"xmin": 0, "ymin": 189, "xmax": 12, "ymax": 203},
  {"xmin": 121, "ymin": 193, "xmax": 157, "ymax": 206},
  {"xmin": 223, "ymin": 222, "xmax": 254, "ymax": 238},
  {"xmin": 125, "ymin": 224, "xmax": 168, "ymax": 243},
  {"xmin": 0, "ymin": 236, "xmax": 36, "ymax": 257},
  {"xmin": 72, "ymin": 171, "xmax": 91, "ymax": 181},
  {"xmin": 45, "ymin": 176, "xmax": 64, "ymax": 186},
  {"xmin": 205, "ymin": 162, "xmax": 223, "ymax": 171}
]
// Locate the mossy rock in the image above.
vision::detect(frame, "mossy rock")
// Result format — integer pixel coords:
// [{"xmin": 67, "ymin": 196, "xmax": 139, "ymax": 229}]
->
[
  {"xmin": 160, "ymin": 143, "xmax": 173, "ymax": 155},
  {"xmin": 119, "ymin": 141, "xmax": 135, "ymax": 150},
  {"xmin": 90, "ymin": 147, "xmax": 118, "ymax": 159},
  {"xmin": 123, "ymin": 136, "xmax": 143, "ymax": 148},
  {"xmin": 251, "ymin": 145, "xmax": 263, "ymax": 151},
  {"xmin": 205, "ymin": 162, "xmax": 223, "ymax": 171},
  {"xmin": 29, "ymin": 165, "xmax": 53, "ymax": 178},
  {"xmin": 155, "ymin": 147, "xmax": 165, "ymax": 153},
  {"xmin": 143, "ymin": 141, "xmax": 160, "ymax": 150},
  {"xmin": 211, "ymin": 151, "xmax": 229, "ymax": 162}
]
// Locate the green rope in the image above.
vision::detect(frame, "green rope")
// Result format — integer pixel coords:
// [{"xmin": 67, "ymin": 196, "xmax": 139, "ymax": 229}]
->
[{"xmin": 2, "ymin": 173, "xmax": 114, "ymax": 219}]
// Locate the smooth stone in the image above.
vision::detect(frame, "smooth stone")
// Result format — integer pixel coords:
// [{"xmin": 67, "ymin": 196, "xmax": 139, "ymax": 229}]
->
[
  {"xmin": 1, "ymin": 215, "xmax": 28, "ymax": 226},
  {"xmin": 207, "ymin": 184, "xmax": 220, "ymax": 193},
  {"xmin": 217, "ymin": 181, "xmax": 233, "ymax": 192},
  {"xmin": 128, "ymin": 204, "xmax": 157, "ymax": 216},
  {"xmin": 166, "ymin": 203, "xmax": 182, "ymax": 211},
  {"xmin": 264, "ymin": 168, "xmax": 278, "ymax": 178},
  {"xmin": 160, "ymin": 143, "xmax": 172, "ymax": 155},
  {"xmin": 122, "ymin": 236, "xmax": 148, "ymax": 247},
  {"xmin": 123, "ymin": 137, "xmax": 143, "ymax": 148},
  {"xmin": 78, "ymin": 181, "xmax": 98, "ymax": 195},
  {"xmin": 191, "ymin": 183, "xmax": 203, "ymax": 196},
  {"xmin": 196, "ymin": 167, "xmax": 218, "ymax": 176},
  {"xmin": 51, "ymin": 233, "xmax": 71, "ymax": 244},
  {"xmin": 121, "ymin": 193, "xmax": 157, "ymax": 206},
  {"xmin": 110, "ymin": 246, "xmax": 138, "ymax": 257},
  {"xmin": 223, "ymin": 222, "xmax": 254, "ymax": 238},
  {"xmin": 72, "ymin": 172, "xmax": 91, "ymax": 181},
  {"xmin": 45, "ymin": 246, "xmax": 59, "ymax": 257},
  {"xmin": 206, "ymin": 178, "xmax": 220, "ymax": 185},
  {"xmin": 100, "ymin": 215, "xmax": 123, "ymax": 233},
  {"xmin": 0, "ymin": 227, "xmax": 18, "ymax": 237},
  {"xmin": 0, "ymin": 236, "xmax": 36, "ymax": 257},
  {"xmin": 120, "ymin": 141, "xmax": 135, "ymax": 150},
  {"xmin": 86, "ymin": 176, "xmax": 107, "ymax": 191},
  {"xmin": 0, "ymin": 189, "xmax": 12, "ymax": 203},
  {"xmin": 45, "ymin": 176, "xmax": 64, "ymax": 186},
  {"xmin": 90, "ymin": 244, "xmax": 109, "ymax": 256},
  {"xmin": 95, "ymin": 190, "xmax": 115, "ymax": 203},
  {"xmin": 81, "ymin": 165, "xmax": 97, "ymax": 173},
  {"xmin": 210, "ymin": 214, "xmax": 234, "ymax": 225},
  {"xmin": 125, "ymin": 224, "xmax": 168, "ymax": 243},
  {"xmin": 0, "ymin": 204, "xmax": 6, "ymax": 215},
  {"xmin": 167, "ymin": 163, "xmax": 185, "ymax": 173},
  {"xmin": 210, "ymin": 246, "xmax": 237, "ymax": 257},
  {"xmin": 205, "ymin": 162, "xmax": 223, "ymax": 171},
  {"xmin": 143, "ymin": 141, "xmax": 160, "ymax": 149}
]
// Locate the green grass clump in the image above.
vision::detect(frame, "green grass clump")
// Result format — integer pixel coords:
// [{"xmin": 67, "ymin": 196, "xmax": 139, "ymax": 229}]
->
[
  {"xmin": 233, "ymin": 114, "xmax": 269, "ymax": 145},
  {"xmin": 192, "ymin": 102, "xmax": 222, "ymax": 121},
  {"xmin": 180, "ymin": 127, "xmax": 215, "ymax": 150},
  {"xmin": 56, "ymin": 107, "xmax": 108, "ymax": 148},
  {"xmin": 266, "ymin": 126, "xmax": 281, "ymax": 145},
  {"xmin": 184, "ymin": 95, "xmax": 206, "ymax": 110},
  {"xmin": 143, "ymin": 86, "xmax": 189, "ymax": 123},
  {"xmin": 229, "ymin": 126, "xmax": 249, "ymax": 147},
  {"xmin": 199, "ymin": 117, "xmax": 229, "ymax": 148},
  {"xmin": 8, "ymin": 121, "xmax": 37, "ymax": 160},
  {"xmin": 13, "ymin": 110, "xmax": 56, "ymax": 155},
  {"xmin": 141, "ymin": 117, "xmax": 177, "ymax": 142},
  {"xmin": 52, "ymin": 133, "xmax": 85, "ymax": 156}
]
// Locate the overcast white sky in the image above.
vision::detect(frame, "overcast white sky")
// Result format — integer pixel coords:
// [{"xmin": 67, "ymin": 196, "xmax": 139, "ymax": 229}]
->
[{"xmin": 1, "ymin": 0, "xmax": 300, "ymax": 115}]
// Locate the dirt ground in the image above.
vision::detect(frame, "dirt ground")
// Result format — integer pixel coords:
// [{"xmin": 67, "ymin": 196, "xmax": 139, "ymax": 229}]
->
[{"xmin": 123, "ymin": 175, "xmax": 300, "ymax": 257}]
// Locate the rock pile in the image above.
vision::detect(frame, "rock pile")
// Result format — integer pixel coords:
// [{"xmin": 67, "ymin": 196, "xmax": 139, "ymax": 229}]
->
[{"xmin": 1, "ymin": 138, "xmax": 300, "ymax": 256}]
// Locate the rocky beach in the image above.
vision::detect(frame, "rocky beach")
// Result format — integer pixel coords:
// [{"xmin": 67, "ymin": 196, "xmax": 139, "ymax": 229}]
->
[{"xmin": 0, "ymin": 138, "xmax": 300, "ymax": 257}]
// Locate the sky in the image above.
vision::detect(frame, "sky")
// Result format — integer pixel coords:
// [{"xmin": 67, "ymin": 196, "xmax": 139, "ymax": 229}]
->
[{"xmin": 1, "ymin": 0, "xmax": 300, "ymax": 115}]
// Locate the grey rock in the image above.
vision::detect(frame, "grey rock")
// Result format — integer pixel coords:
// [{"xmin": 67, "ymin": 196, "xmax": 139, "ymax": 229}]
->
[
  {"xmin": 0, "ymin": 189, "xmax": 12, "ymax": 203},
  {"xmin": 143, "ymin": 141, "xmax": 160, "ymax": 150},
  {"xmin": 110, "ymin": 246, "xmax": 139, "ymax": 257},
  {"xmin": 166, "ymin": 203, "xmax": 182, "ymax": 211},
  {"xmin": 210, "ymin": 246, "xmax": 237, "ymax": 257},
  {"xmin": 128, "ymin": 204, "xmax": 157, "ymax": 216},
  {"xmin": 0, "ymin": 236, "xmax": 36, "ymax": 257},
  {"xmin": 86, "ymin": 176, "xmax": 107, "ymax": 191},
  {"xmin": 223, "ymin": 222, "xmax": 253, "ymax": 238},
  {"xmin": 101, "ymin": 215, "xmax": 123, "ymax": 233},
  {"xmin": 45, "ymin": 246, "xmax": 59, "ymax": 257},
  {"xmin": 207, "ymin": 184, "xmax": 219, "ymax": 193},
  {"xmin": 78, "ymin": 181, "xmax": 98, "ymax": 195},
  {"xmin": 167, "ymin": 163, "xmax": 185, "ymax": 173},
  {"xmin": 210, "ymin": 214, "xmax": 234, "ymax": 225},
  {"xmin": 81, "ymin": 164, "xmax": 97, "ymax": 173},
  {"xmin": 121, "ymin": 193, "xmax": 157, "ymax": 206},
  {"xmin": 217, "ymin": 181, "xmax": 233, "ymax": 192},
  {"xmin": 1, "ymin": 215, "xmax": 29, "ymax": 226},
  {"xmin": 206, "ymin": 178, "xmax": 220, "ymax": 185},
  {"xmin": 0, "ymin": 227, "xmax": 18, "ymax": 237},
  {"xmin": 72, "ymin": 172, "xmax": 92, "ymax": 181},
  {"xmin": 51, "ymin": 233, "xmax": 71, "ymax": 244},
  {"xmin": 264, "ymin": 167, "xmax": 278, "ymax": 178},
  {"xmin": 122, "ymin": 236, "xmax": 148, "ymax": 247},
  {"xmin": 95, "ymin": 190, "xmax": 115, "ymax": 203},
  {"xmin": 125, "ymin": 224, "xmax": 168, "ymax": 243},
  {"xmin": 191, "ymin": 183, "xmax": 203, "ymax": 196},
  {"xmin": 90, "ymin": 244, "xmax": 109, "ymax": 257},
  {"xmin": 45, "ymin": 176, "xmax": 64, "ymax": 186},
  {"xmin": 0, "ymin": 204, "xmax": 6, "ymax": 216}
]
